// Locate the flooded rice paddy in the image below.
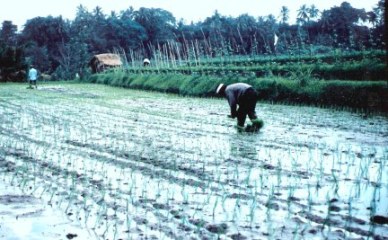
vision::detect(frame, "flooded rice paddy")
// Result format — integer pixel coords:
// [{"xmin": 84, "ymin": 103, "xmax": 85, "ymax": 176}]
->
[{"xmin": 0, "ymin": 83, "xmax": 387, "ymax": 239}]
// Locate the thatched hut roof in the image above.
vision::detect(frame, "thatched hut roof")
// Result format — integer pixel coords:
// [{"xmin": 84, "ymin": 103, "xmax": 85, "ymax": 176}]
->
[
  {"xmin": 89, "ymin": 53, "xmax": 123, "ymax": 73},
  {"xmin": 91, "ymin": 53, "xmax": 122, "ymax": 66}
]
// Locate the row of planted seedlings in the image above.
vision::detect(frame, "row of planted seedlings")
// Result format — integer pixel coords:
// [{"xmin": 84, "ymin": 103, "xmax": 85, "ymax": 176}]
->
[
  {"xmin": 0, "ymin": 96, "xmax": 203, "ymax": 239},
  {"xmin": 2, "ymin": 91, "xmax": 287, "ymax": 238},
  {"xmin": 0, "ymin": 92, "xmax": 257, "ymax": 238},
  {"xmin": 206, "ymin": 102, "xmax": 388, "ymax": 238},
  {"xmin": 1, "ymin": 87, "xmax": 387, "ymax": 239},
  {"xmin": 0, "ymin": 126, "xmax": 384, "ymax": 239},
  {"xmin": 266, "ymin": 104, "xmax": 388, "ymax": 237},
  {"xmin": 124, "ymin": 56, "xmax": 385, "ymax": 81},
  {"xmin": 0, "ymin": 95, "xmax": 370, "ymax": 240},
  {"xmin": 179, "ymin": 50, "xmax": 386, "ymax": 67}
]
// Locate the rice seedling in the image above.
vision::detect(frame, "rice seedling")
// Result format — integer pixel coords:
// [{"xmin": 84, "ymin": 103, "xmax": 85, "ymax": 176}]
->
[{"xmin": 0, "ymin": 83, "xmax": 386, "ymax": 239}]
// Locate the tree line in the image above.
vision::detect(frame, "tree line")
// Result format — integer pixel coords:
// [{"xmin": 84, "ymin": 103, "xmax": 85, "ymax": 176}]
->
[{"xmin": 0, "ymin": 1, "xmax": 385, "ymax": 81}]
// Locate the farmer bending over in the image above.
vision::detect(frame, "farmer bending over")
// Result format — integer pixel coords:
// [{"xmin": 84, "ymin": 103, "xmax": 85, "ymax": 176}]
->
[
  {"xmin": 216, "ymin": 83, "xmax": 263, "ymax": 132},
  {"xmin": 28, "ymin": 65, "xmax": 38, "ymax": 89}
]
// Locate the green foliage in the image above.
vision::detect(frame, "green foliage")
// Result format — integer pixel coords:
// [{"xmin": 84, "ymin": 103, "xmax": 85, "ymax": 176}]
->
[
  {"xmin": 287, "ymin": 64, "xmax": 315, "ymax": 86},
  {"xmin": 21, "ymin": 16, "xmax": 70, "ymax": 73},
  {"xmin": 318, "ymin": 2, "xmax": 370, "ymax": 47},
  {"xmin": 133, "ymin": 8, "xmax": 176, "ymax": 46},
  {"xmin": 0, "ymin": 44, "xmax": 26, "ymax": 81},
  {"xmin": 0, "ymin": 21, "xmax": 26, "ymax": 81},
  {"xmin": 52, "ymin": 40, "xmax": 90, "ymax": 80},
  {"xmin": 1, "ymin": 21, "xmax": 18, "ymax": 46},
  {"xmin": 2, "ymin": 1, "xmax": 385, "ymax": 81}
]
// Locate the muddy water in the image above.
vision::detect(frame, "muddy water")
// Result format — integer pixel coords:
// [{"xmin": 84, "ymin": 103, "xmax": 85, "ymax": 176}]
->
[
  {"xmin": 0, "ymin": 83, "xmax": 387, "ymax": 239},
  {"xmin": 0, "ymin": 183, "xmax": 92, "ymax": 239}
]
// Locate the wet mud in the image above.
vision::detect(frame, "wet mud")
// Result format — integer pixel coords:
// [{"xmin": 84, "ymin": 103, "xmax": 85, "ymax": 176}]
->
[{"xmin": 0, "ymin": 83, "xmax": 387, "ymax": 239}]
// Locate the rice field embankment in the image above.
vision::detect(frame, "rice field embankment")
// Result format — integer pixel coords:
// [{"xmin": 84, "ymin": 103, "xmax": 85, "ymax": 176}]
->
[{"xmin": 85, "ymin": 50, "xmax": 388, "ymax": 112}]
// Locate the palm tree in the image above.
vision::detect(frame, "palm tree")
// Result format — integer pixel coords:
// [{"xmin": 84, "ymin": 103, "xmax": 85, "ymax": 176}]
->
[
  {"xmin": 279, "ymin": 6, "xmax": 289, "ymax": 24},
  {"xmin": 367, "ymin": 11, "xmax": 378, "ymax": 27},
  {"xmin": 373, "ymin": 0, "xmax": 385, "ymax": 26},
  {"xmin": 297, "ymin": 4, "xmax": 309, "ymax": 25},
  {"xmin": 308, "ymin": 5, "xmax": 320, "ymax": 21}
]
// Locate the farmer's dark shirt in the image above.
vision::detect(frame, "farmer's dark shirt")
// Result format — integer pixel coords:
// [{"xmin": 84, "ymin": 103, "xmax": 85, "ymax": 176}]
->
[{"xmin": 225, "ymin": 83, "xmax": 254, "ymax": 117}]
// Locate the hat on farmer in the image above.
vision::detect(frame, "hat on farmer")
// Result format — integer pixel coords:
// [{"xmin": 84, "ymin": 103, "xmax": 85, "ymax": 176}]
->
[{"xmin": 216, "ymin": 83, "xmax": 225, "ymax": 94}]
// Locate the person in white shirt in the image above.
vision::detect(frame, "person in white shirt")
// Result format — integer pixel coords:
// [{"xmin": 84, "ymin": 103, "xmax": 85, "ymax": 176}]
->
[{"xmin": 28, "ymin": 65, "xmax": 38, "ymax": 89}]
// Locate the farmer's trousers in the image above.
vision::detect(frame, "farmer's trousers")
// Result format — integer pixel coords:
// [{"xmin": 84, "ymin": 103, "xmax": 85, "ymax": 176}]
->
[{"xmin": 237, "ymin": 88, "xmax": 258, "ymax": 127}]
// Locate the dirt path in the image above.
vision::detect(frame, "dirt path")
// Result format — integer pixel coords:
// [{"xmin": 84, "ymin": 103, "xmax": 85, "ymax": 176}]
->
[{"xmin": 0, "ymin": 83, "xmax": 387, "ymax": 239}]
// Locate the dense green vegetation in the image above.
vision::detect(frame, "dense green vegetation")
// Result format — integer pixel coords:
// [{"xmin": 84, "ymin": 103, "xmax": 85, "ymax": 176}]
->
[{"xmin": 0, "ymin": 1, "xmax": 385, "ymax": 81}]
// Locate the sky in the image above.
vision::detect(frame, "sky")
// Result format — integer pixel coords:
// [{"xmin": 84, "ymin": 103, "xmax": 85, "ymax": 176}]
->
[{"xmin": 0, "ymin": 0, "xmax": 378, "ymax": 30}]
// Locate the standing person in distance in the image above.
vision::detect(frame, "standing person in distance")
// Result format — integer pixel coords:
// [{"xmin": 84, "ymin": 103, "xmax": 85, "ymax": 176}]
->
[
  {"xmin": 216, "ymin": 83, "xmax": 263, "ymax": 132},
  {"xmin": 28, "ymin": 65, "xmax": 38, "ymax": 89}
]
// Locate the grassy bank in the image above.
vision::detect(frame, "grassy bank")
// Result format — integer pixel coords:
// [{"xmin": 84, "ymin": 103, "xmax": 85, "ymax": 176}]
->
[{"xmin": 84, "ymin": 71, "xmax": 388, "ymax": 112}]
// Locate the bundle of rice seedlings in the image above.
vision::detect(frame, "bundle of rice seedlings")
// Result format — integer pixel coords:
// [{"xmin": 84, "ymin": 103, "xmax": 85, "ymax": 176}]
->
[{"xmin": 245, "ymin": 119, "xmax": 264, "ymax": 132}]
